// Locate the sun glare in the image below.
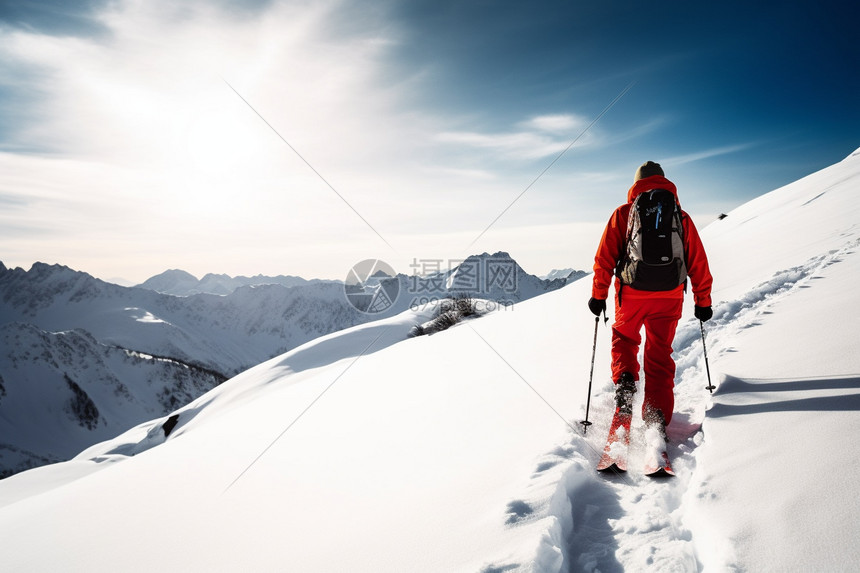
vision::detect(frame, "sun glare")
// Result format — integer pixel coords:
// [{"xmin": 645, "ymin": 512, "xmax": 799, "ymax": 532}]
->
[{"xmin": 179, "ymin": 97, "xmax": 272, "ymax": 178}]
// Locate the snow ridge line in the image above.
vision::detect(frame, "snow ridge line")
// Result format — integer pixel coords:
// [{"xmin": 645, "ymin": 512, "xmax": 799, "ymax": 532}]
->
[
  {"xmin": 513, "ymin": 238, "xmax": 860, "ymax": 572},
  {"xmin": 674, "ymin": 236, "xmax": 860, "ymax": 376},
  {"xmin": 116, "ymin": 346, "xmax": 229, "ymax": 382}
]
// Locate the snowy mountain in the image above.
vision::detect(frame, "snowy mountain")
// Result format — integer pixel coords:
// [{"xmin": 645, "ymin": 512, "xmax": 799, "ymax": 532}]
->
[
  {"xmin": 0, "ymin": 254, "xmax": 579, "ymax": 478},
  {"xmin": 135, "ymin": 268, "xmax": 201, "ymax": 295},
  {"xmin": 446, "ymin": 251, "xmax": 574, "ymax": 303},
  {"xmin": 4, "ymin": 148, "xmax": 858, "ymax": 571},
  {"xmin": 137, "ymin": 269, "xmax": 334, "ymax": 296},
  {"xmin": 138, "ymin": 253, "xmax": 578, "ymax": 301},
  {"xmin": 542, "ymin": 268, "xmax": 588, "ymax": 282},
  {"xmin": 0, "ymin": 255, "xmax": 575, "ymax": 378},
  {"xmin": 0, "ymin": 323, "xmax": 224, "ymax": 478},
  {"xmin": 0, "ymin": 265, "xmax": 369, "ymax": 477},
  {"xmin": 0, "ymin": 263, "xmax": 366, "ymax": 377}
]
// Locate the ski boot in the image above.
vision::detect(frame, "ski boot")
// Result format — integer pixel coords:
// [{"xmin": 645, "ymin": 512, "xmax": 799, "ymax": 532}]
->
[
  {"xmin": 643, "ymin": 407, "xmax": 668, "ymax": 442},
  {"xmin": 614, "ymin": 372, "xmax": 637, "ymax": 415}
]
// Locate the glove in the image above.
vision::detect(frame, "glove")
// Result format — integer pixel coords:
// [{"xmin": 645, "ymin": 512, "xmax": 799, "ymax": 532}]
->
[
  {"xmin": 588, "ymin": 297, "xmax": 606, "ymax": 317},
  {"xmin": 695, "ymin": 305, "xmax": 713, "ymax": 322}
]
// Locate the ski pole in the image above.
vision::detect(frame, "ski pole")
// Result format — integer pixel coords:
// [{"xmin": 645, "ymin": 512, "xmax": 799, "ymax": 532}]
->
[
  {"xmin": 582, "ymin": 310, "xmax": 607, "ymax": 434},
  {"xmin": 700, "ymin": 320, "xmax": 715, "ymax": 393}
]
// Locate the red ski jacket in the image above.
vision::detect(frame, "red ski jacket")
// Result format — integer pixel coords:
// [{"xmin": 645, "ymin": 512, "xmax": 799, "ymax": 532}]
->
[{"xmin": 591, "ymin": 175, "xmax": 713, "ymax": 307}]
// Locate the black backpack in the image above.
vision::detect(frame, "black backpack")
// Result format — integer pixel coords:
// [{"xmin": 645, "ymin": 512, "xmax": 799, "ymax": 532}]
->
[{"xmin": 616, "ymin": 189, "xmax": 687, "ymax": 291}]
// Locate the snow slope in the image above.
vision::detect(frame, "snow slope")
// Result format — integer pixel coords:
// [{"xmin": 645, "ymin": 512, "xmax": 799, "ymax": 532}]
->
[
  {"xmin": 0, "ymin": 266, "xmax": 370, "ymax": 477},
  {"xmin": 0, "ymin": 148, "xmax": 859, "ymax": 571},
  {"xmin": 679, "ymin": 152, "xmax": 860, "ymax": 572},
  {"xmin": 0, "ymin": 323, "xmax": 225, "ymax": 477},
  {"xmin": 0, "ymin": 254, "xmax": 580, "ymax": 478}
]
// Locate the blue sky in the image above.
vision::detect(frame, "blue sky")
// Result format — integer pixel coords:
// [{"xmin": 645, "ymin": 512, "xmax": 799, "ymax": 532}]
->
[{"xmin": 1, "ymin": 0, "xmax": 857, "ymax": 282}]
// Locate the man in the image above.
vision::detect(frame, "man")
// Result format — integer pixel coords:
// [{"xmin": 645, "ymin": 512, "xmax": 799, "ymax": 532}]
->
[{"xmin": 588, "ymin": 161, "xmax": 713, "ymax": 433}]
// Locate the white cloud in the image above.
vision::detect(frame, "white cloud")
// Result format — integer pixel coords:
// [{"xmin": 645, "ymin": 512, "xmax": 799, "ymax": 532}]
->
[
  {"xmin": 663, "ymin": 143, "xmax": 757, "ymax": 166},
  {"xmin": 2, "ymin": 0, "xmax": 406, "ymax": 167},
  {"xmin": 0, "ymin": 0, "xmax": 427, "ymax": 275},
  {"xmin": 0, "ymin": 0, "xmax": 622, "ymax": 280},
  {"xmin": 519, "ymin": 113, "xmax": 588, "ymax": 133},
  {"xmin": 436, "ymin": 113, "xmax": 600, "ymax": 161}
]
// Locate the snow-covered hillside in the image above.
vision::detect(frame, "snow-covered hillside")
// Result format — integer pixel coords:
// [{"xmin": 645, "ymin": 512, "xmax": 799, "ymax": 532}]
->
[
  {"xmin": 0, "ymin": 266, "xmax": 370, "ymax": 477},
  {"xmin": 0, "ymin": 253, "xmax": 579, "ymax": 478},
  {"xmin": 1, "ymin": 148, "xmax": 858, "ymax": 571},
  {"xmin": 0, "ymin": 323, "xmax": 224, "ymax": 477}
]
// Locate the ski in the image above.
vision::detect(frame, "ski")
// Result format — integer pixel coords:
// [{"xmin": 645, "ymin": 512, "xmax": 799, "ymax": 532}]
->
[
  {"xmin": 643, "ymin": 422, "xmax": 675, "ymax": 477},
  {"xmin": 644, "ymin": 450, "xmax": 674, "ymax": 477},
  {"xmin": 596, "ymin": 410, "xmax": 632, "ymax": 472}
]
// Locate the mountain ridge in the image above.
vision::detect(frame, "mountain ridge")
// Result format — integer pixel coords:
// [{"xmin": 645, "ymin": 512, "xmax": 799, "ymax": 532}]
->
[{"xmin": 136, "ymin": 268, "xmax": 337, "ymax": 296}]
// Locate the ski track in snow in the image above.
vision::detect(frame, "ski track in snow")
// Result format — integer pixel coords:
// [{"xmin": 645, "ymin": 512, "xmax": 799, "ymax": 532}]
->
[{"xmin": 498, "ymin": 238, "xmax": 860, "ymax": 573}]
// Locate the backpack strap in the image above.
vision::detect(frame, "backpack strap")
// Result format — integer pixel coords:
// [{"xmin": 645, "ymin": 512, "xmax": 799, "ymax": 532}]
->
[
  {"xmin": 676, "ymin": 208, "xmax": 689, "ymax": 292},
  {"xmin": 615, "ymin": 197, "xmax": 640, "ymax": 307}
]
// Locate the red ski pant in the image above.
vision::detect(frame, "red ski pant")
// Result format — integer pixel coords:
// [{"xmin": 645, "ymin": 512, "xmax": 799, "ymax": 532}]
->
[{"xmin": 611, "ymin": 294, "xmax": 683, "ymax": 425}]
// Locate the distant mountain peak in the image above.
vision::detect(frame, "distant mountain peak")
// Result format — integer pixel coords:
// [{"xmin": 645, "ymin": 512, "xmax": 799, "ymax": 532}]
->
[
  {"xmin": 153, "ymin": 269, "xmax": 199, "ymax": 281},
  {"xmin": 30, "ymin": 261, "xmax": 75, "ymax": 274},
  {"xmin": 542, "ymin": 268, "xmax": 579, "ymax": 281},
  {"xmin": 464, "ymin": 251, "xmax": 513, "ymax": 261},
  {"xmin": 135, "ymin": 269, "xmax": 201, "ymax": 296}
]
